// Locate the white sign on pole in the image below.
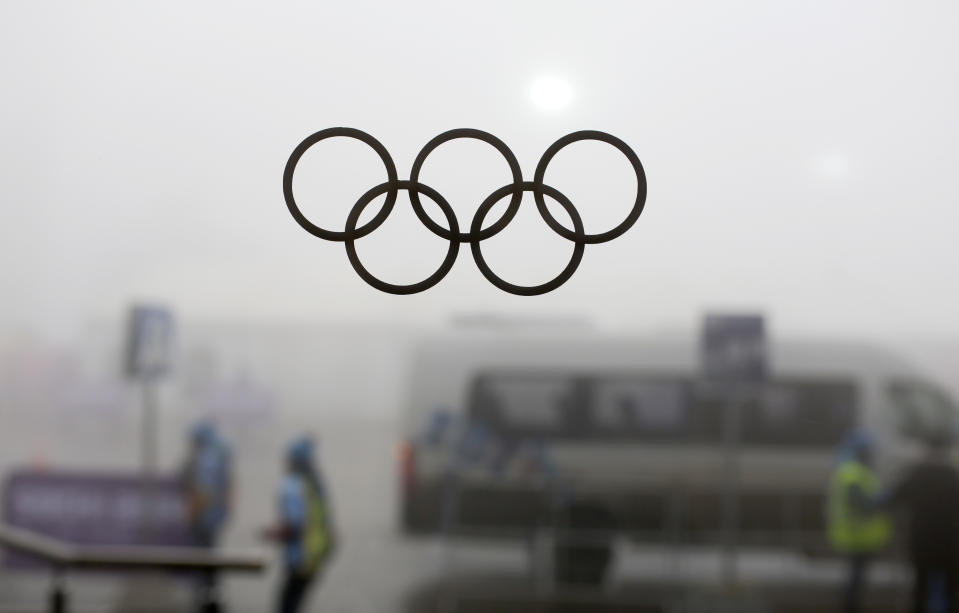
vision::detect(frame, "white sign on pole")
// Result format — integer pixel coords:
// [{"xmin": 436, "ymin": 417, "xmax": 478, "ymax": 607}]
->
[
  {"xmin": 124, "ymin": 305, "xmax": 175, "ymax": 381},
  {"xmin": 701, "ymin": 312, "xmax": 767, "ymax": 588}
]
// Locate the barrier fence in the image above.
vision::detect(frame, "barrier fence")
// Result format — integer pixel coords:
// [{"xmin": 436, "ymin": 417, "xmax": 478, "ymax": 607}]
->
[{"xmin": 0, "ymin": 523, "xmax": 266, "ymax": 613}]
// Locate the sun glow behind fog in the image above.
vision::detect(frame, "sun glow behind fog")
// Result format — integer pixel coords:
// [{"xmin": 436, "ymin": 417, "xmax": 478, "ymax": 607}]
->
[
  {"xmin": 815, "ymin": 152, "xmax": 850, "ymax": 180},
  {"xmin": 529, "ymin": 75, "xmax": 574, "ymax": 112}
]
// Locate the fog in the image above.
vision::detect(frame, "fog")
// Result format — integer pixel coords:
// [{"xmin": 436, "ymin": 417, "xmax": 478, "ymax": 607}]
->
[{"xmin": 1, "ymin": 1, "xmax": 957, "ymax": 342}]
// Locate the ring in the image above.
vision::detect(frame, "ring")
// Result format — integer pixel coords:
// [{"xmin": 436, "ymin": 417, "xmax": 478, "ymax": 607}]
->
[
  {"xmin": 409, "ymin": 128, "xmax": 523, "ymax": 242},
  {"xmin": 344, "ymin": 180, "xmax": 459, "ymax": 295},
  {"xmin": 533, "ymin": 130, "xmax": 647, "ymax": 244},
  {"xmin": 470, "ymin": 182, "xmax": 586, "ymax": 297},
  {"xmin": 282, "ymin": 127, "xmax": 646, "ymax": 295},
  {"xmin": 283, "ymin": 127, "xmax": 398, "ymax": 241}
]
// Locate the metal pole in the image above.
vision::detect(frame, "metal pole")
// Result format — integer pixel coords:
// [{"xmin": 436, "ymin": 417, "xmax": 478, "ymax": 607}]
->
[
  {"xmin": 49, "ymin": 567, "xmax": 67, "ymax": 613},
  {"xmin": 720, "ymin": 385, "xmax": 741, "ymax": 587},
  {"xmin": 141, "ymin": 381, "xmax": 157, "ymax": 537}
]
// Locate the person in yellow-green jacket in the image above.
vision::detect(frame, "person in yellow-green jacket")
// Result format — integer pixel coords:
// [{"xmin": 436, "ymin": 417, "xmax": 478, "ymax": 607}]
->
[
  {"xmin": 828, "ymin": 430, "xmax": 892, "ymax": 613},
  {"xmin": 261, "ymin": 436, "xmax": 337, "ymax": 613}
]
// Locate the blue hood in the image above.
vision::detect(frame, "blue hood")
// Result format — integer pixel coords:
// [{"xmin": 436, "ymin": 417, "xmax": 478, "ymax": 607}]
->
[{"xmin": 835, "ymin": 430, "xmax": 874, "ymax": 466}]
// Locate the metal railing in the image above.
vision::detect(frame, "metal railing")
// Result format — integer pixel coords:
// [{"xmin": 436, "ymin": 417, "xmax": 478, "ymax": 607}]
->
[{"xmin": 0, "ymin": 523, "xmax": 267, "ymax": 613}]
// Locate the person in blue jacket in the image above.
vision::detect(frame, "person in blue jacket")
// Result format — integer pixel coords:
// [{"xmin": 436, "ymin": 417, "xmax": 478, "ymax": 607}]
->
[
  {"xmin": 262, "ymin": 436, "xmax": 337, "ymax": 613},
  {"xmin": 183, "ymin": 421, "xmax": 233, "ymax": 545},
  {"xmin": 181, "ymin": 420, "xmax": 232, "ymax": 609}
]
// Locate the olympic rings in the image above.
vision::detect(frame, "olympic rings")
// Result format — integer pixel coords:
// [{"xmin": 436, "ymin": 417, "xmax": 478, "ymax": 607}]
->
[{"xmin": 282, "ymin": 127, "xmax": 646, "ymax": 295}]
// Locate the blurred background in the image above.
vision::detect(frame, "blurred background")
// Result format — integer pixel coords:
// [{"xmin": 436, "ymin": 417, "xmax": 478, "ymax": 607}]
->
[{"xmin": 2, "ymin": 1, "xmax": 959, "ymax": 612}]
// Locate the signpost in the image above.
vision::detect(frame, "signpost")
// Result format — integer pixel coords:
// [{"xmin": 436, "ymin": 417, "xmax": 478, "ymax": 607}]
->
[
  {"xmin": 702, "ymin": 314, "xmax": 767, "ymax": 382},
  {"xmin": 702, "ymin": 313, "xmax": 767, "ymax": 587},
  {"xmin": 123, "ymin": 305, "xmax": 175, "ymax": 536}
]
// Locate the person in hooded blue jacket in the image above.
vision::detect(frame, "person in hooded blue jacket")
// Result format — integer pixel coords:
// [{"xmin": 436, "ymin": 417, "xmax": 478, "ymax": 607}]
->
[
  {"xmin": 262, "ymin": 436, "xmax": 337, "ymax": 613},
  {"xmin": 181, "ymin": 420, "xmax": 233, "ymax": 610},
  {"xmin": 827, "ymin": 430, "xmax": 891, "ymax": 613},
  {"xmin": 183, "ymin": 421, "xmax": 233, "ymax": 545}
]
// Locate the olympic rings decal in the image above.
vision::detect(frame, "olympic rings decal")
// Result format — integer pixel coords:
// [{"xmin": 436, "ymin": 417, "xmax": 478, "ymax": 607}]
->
[{"xmin": 282, "ymin": 127, "xmax": 647, "ymax": 296}]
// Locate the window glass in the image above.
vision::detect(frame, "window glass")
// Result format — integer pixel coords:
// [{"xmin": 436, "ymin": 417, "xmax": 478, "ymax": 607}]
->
[
  {"xmin": 592, "ymin": 377, "xmax": 699, "ymax": 441},
  {"xmin": 470, "ymin": 372, "xmax": 856, "ymax": 447},
  {"xmin": 888, "ymin": 380, "xmax": 959, "ymax": 443},
  {"xmin": 471, "ymin": 373, "xmax": 699, "ymax": 441},
  {"xmin": 739, "ymin": 380, "xmax": 857, "ymax": 448},
  {"xmin": 470, "ymin": 375, "xmax": 579, "ymax": 437}
]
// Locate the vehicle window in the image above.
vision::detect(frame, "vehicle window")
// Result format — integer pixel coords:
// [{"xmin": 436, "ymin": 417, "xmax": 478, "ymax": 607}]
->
[
  {"xmin": 470, "ymin": 373, "xmax": 701, "ymax": 441},
  {"xmin": 470, "ymin": 375, "xmax": 581, "ymax": 438},
  {"xmin": 592, "ymin": 377, "xmax": 705, "ymax": 442},
  {"xmin": 471, "ymin": 372, "xmax": 856, "ymax": 446},
  {"xmin": 738, "ymin": 379, "xmax": 857, "ymax": 448},
  {"xmin": 888, "ymin": 380, "xmax": 959, "ymax": 443}
]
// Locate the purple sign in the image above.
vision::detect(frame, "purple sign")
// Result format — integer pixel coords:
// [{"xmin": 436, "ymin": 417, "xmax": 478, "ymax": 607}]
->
[
  {"xmin": 702, "ymin": 313, "xmax": 768, "ymax": 382},
  {"xmin": 2, "ymin": 469, "xmax": 195, "ymax": 569}
]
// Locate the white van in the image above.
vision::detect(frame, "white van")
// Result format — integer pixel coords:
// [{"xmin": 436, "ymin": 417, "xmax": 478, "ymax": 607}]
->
[{"xmin": 397, "ymin": 327, "xmax": 959, "ymax": 555}]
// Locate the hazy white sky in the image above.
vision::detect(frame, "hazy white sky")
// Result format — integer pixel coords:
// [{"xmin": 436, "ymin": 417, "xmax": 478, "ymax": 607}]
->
[{"xmin": 1, "ymin": 1, "xmax": 957, "ymax": 340}]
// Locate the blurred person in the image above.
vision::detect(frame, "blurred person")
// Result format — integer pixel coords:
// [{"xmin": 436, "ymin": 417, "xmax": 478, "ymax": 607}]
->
[
  {"xmin": 553, "ymin": 498, "xmax": 618, "ymax": 586},
  {"xmin": 827, "ymin": 430, "xmax": 891, "ymax": 613},
  {"xmin": 423, "ymin": 408, "xmax": 454, "ymax": 446},
  {"xmin": 437, "ymin": 420, "xmax": 490, "ymax": 535},
  {"xmin": 882, "ymin": 432, "xmax": 959, "ymax": 613},
  {"xmin": 180, "ymin": 419, "xmax": 233, "ymax": 610},
  {"xmin": 261, "ymin": 436, "xmax": 337, "ymax": 613}
]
